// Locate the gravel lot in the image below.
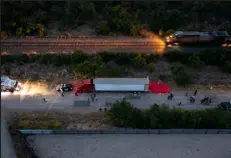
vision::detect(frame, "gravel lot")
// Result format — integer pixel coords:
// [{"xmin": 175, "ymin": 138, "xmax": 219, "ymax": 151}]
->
[{"xmin": 28, "ymin": 134, "xmax": 231, "ymax": 158}]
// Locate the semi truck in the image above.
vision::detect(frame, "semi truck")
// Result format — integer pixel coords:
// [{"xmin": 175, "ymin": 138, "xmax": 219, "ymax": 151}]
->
[
  {"xmin": 74, "ymin": 77, "xmax": 170, "ymax": 94},
  {"xmin": 1, "ymin": 76, "xmax": 23, "ymax": 92},
  {"xmin": 165, "ymin": 31, "xmax": 230, "ymax": 46}
]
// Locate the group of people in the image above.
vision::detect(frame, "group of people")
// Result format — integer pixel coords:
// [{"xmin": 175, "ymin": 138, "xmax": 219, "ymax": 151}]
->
[
  {"xmin": 167, "ymin": 90, "xmax": 200, "ymax": 106},
  {"xmin": 99, "ymin": 107, "xmax": 107, "ymax": 112},
  {"xmin": 88, "ymin": 93, "xmax": 106, "ymax": 112},
  {"xmin": 201, "ymin": 97, "xmax": 212, "ymax": 105},
  {"xmin": 167, "ymin": 93, "xmax": 174, "ymax": 100}
]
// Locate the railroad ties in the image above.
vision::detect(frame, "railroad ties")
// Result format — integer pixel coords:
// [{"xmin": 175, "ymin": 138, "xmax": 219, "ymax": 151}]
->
[{"xmin": 1, "ymin": 38, "xmax": 165, "ymax": 49}]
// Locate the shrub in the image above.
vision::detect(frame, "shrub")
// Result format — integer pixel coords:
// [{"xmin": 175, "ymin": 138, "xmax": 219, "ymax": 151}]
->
[
  {"xmin": 188, "ymin": 54, "xmax": 204, "ymax": 68},
  {"xmin": 108, "ymin": 101, "xmax": 231, "ymax": 129},
  {"xmin": 132, "ymin": 54, "xmax": 147, "ymax": 68},
  {"xmin": 174, "ymin": 67, "xmax": 192, "ymax": 86},
  {"xmin": 108, "ymin": 100, "xmax": 135, "ymax": 127},
  {"xmin": 147, "ymin": 63, "xmax": 156, "ymax": 72},
  {"xmin": 221, "ymin": 61, "xmax": 231, "ymax": 73}
]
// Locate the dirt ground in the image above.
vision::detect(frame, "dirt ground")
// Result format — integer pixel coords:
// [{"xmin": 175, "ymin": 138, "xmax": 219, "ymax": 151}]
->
[
  {"xmin": 7, "ymin": 111, "xmax": 109, "ymax": 130},
  {"xmin": 2, "ymin": 62, "xmax": 231, "ymax": 89}
]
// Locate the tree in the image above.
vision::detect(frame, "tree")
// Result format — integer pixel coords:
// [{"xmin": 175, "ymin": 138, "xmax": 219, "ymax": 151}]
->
[
  {"xmin": 16, "ymin": 27, "xmax": 23, "ymax": 36},
  {"xmin": 132, "ymin": 54, "xmax": 147, "ymax": 68},
  {"xmin": 96, "ymin": 21, "xmax": 110, "ymax": 35}
]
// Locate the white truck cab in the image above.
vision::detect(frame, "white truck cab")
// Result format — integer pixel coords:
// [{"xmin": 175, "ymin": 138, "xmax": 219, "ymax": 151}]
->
[{"xmin": 1, "ymin": 76, "xmax": 23, "ymax": 92}]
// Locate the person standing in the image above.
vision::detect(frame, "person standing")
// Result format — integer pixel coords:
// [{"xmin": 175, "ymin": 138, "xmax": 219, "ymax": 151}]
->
[
  {"xmin": 194, "ymin": 90, "xmax": 198, "ymax": 96},
  {"xmin": 60, "ymin": 87, "xmax": 64, "ymax": 97},
  {"xmin": 75, "ymin": 92, "xmax": 78, "ymax": 96}
]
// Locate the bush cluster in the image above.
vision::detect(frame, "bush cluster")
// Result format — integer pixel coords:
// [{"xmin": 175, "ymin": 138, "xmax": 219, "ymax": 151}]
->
[
  {"xmin": 164, "ymin": 49, "xmax": 231, "ymax": 69},
  {"xmin": 108, "ymin": 101, "xmax": 231, "ymax": 129}
]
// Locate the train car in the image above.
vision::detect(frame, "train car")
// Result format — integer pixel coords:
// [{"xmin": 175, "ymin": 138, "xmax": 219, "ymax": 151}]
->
[{"xmin": 165, "ymin": 31, "xmax": 230, "ymax": 46}]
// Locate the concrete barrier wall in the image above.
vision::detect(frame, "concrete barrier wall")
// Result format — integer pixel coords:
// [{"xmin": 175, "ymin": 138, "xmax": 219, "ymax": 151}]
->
[{"xmin": 19, "ymin": 129, "xmax": 231, "ymax": 135}]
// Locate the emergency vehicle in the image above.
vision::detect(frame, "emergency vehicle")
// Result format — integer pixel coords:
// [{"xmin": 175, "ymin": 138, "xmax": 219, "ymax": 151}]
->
[{"xmin": 1, "ymin": 76, "xmax": 23, "ymax": 92}]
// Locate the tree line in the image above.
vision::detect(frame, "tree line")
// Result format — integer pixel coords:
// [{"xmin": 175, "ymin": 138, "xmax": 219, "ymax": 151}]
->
[
  {"xmin": 2, "ymin": 1, "xmax": 231, "ymax": 37},
  {"xmin": 2, "ymin": 49, "xmax": 231, "ymax": 85},
  {"xmin": 108, "ymin": 100, "xmax": 231, "ymax": 129}
]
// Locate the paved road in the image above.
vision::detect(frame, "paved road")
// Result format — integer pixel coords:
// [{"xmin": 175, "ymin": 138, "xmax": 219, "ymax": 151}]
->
[
  {"xmin": 1, "ymin": 90, "xmax": 231, "ymax": 112},
  {"xmin": 27, "ymin": 134, "xmax": 231, "ymax": 158}
]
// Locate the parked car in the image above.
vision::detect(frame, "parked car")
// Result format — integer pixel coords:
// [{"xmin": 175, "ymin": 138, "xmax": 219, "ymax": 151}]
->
[
  {"xmin": 56, "ymin": 83, "xmax": 73, "ymax": 92},
  {"xmin": 217, "ymin": 102, "xmax": 231, "ymax": 110}
]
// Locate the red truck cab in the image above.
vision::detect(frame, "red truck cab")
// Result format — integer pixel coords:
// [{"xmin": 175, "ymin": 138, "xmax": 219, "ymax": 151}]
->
[{"xmin": 75, "ymin": 79, "xmax": 94, "ymax": 93}]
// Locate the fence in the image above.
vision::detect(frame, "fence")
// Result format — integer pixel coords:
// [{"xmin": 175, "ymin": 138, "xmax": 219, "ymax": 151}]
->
[{"xmin": 19, "ymin": 129, "xmax": 231, "ymax": 136}]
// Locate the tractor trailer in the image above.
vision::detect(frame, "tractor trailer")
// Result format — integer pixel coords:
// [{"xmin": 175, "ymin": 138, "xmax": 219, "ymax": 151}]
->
[
  {"xmin": 74, "ymin": 77, "xmax": 171, "ymax": 94},
  {"xmin": 165, "ymin": 31, "xmax": 230, "ymax": 46},
  {"xmin": 75, "ymin": 77, "xmax": 150, "ymax": 93}
]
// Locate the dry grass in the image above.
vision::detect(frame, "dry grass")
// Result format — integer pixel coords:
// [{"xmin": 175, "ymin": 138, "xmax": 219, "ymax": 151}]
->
[{"xmin": 8, "ymin": 111, "xmax": 111, "ymax": 131}]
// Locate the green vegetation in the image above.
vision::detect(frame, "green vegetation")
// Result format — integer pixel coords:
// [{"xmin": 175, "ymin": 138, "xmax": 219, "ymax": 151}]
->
[
  {"xmin": 2, "ymin": 1, "xmax": 231, "ymax": 36},
  {"xmin": 108, "ymin": 100, "xmax": 231, "ymax": 129},
  {"xmin": 1, "ymin": 49, "xmax": 231, "ymax": 85}
]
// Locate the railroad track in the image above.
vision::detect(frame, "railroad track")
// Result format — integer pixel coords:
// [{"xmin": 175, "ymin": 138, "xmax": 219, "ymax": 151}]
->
[{"xmin": 1, "ymin": 41, "xmax": 164, "ymax": 47}]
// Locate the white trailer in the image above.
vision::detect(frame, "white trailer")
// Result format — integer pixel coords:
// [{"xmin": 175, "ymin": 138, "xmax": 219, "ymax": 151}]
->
[
  {"xmin": 1, "ymin": 76, "xmax": 23, "ymax": 92},
  {"xmin": 93, "ymin": 77, "xmax": 150, "ymax": 92}
]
